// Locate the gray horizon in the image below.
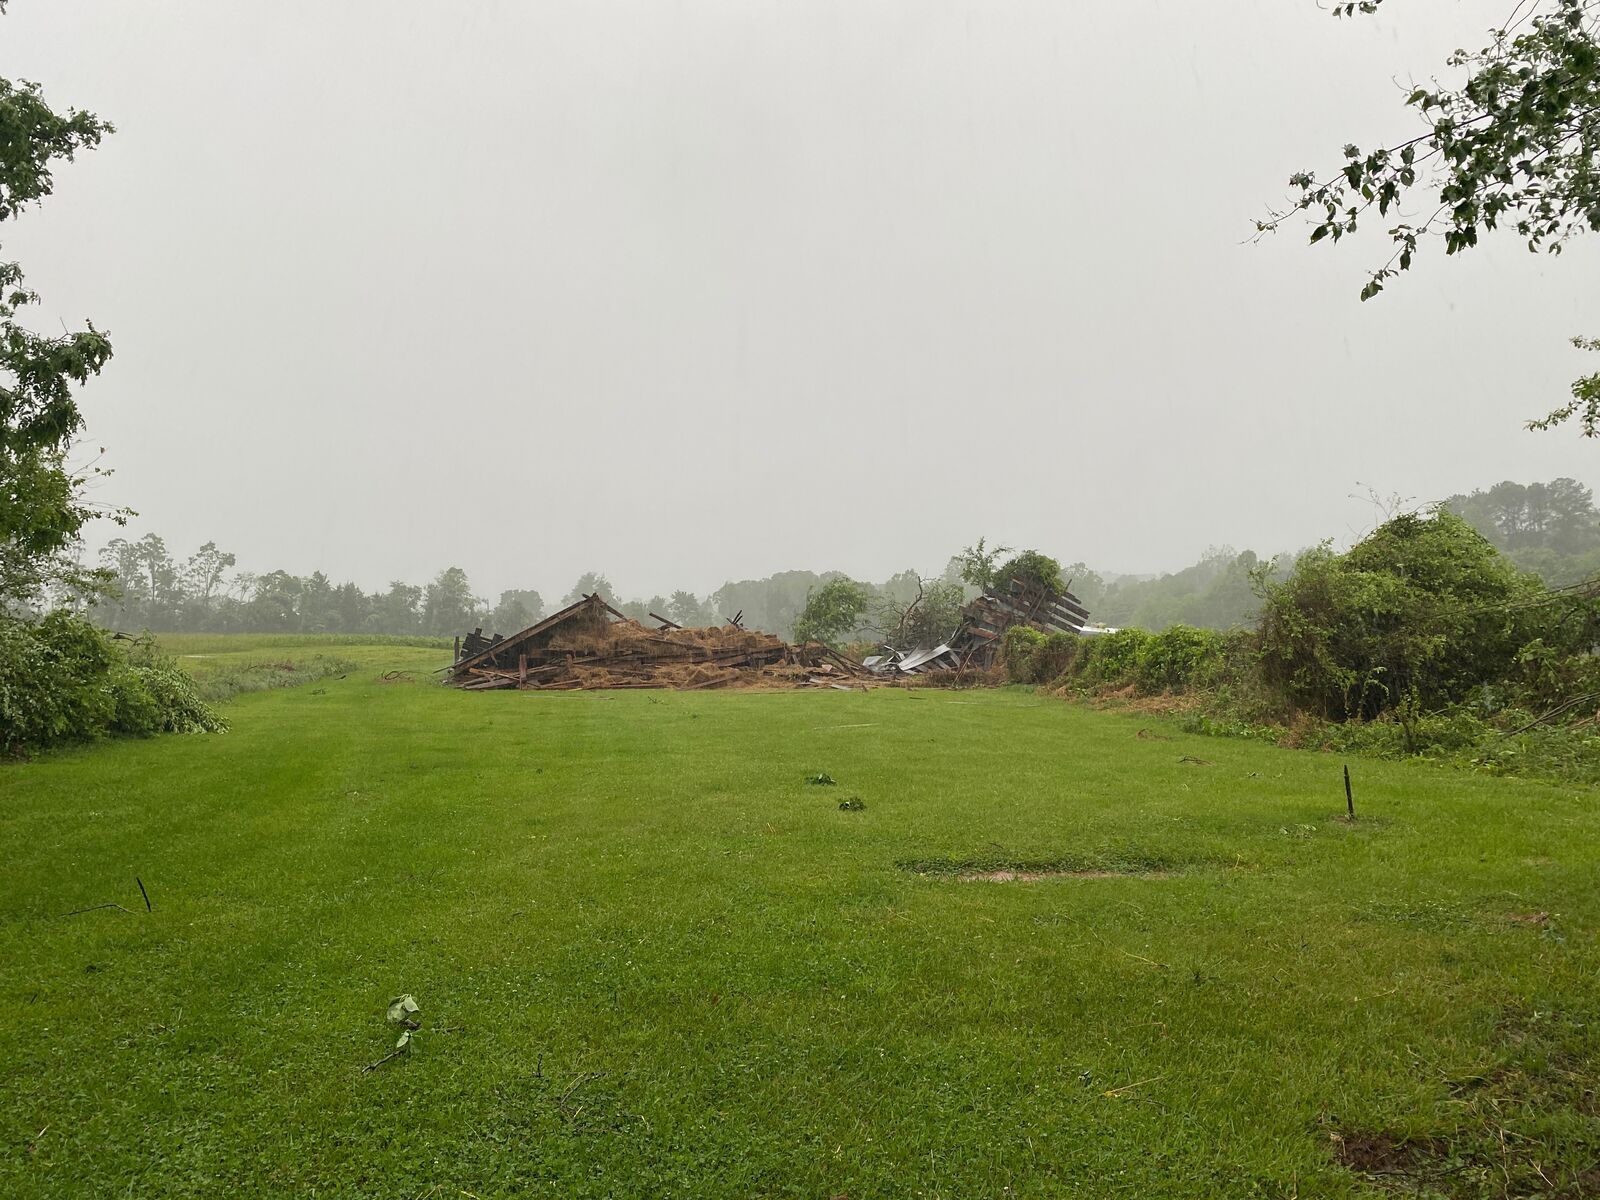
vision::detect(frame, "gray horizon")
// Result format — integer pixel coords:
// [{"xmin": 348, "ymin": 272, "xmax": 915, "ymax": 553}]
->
[{"xmin": 6, "ymin": 0, "xmax": 1597, "ymax": 602}]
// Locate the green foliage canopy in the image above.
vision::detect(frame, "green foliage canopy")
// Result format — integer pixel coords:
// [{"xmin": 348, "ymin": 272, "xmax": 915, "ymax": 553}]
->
[
  {"xmin": 0, "ymin": 61, "xmax": 115, "ymax": 600},
  {"xmin": 1267, "ymin": 1, "xmax": 1600, "ymax": 299},
  {"xmin": 995, "ymin": 549, "xmax": 1065, "ymax": 594}
]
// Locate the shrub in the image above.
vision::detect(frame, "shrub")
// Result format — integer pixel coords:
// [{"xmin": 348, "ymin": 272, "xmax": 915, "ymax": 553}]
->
[
  {"xmin": 1001, "ymin": 626, "xmax": 1046, "ymax": 682},
  {"xmin": 1034, "ymin": 631, "xmax": 1079, "ymax": 682},
  {"xmin": 1076, "ymin": 628, "xmax": 1152, "ymax": 688},
  {"xmin": 1257, "ymin": 511, "xmax": 1555, "ymax": 720},
  {"xmin": 1135, "ymin": 625, "xmax": 1225, "ymax": 694},
  {"xmin": 0, "ymin": 612, "xmax": 224, "ymax": 757}
]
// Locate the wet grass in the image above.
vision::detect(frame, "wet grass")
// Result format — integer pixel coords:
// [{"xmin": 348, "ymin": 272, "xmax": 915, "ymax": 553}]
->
[{"xmin": 3, "ymin": 652, "xmax": 1598, "ymax": 1197}]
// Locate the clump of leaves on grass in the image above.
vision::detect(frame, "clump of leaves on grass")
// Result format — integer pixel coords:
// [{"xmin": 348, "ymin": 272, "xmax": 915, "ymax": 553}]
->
[{"xmin": 364, "ymin": 994, "xmax": 421, "ymax": 1073}]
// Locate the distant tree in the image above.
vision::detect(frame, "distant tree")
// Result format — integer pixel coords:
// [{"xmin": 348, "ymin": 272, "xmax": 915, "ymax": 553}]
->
[
  {"xmin": 246, "ymin": 570, "xmax": 303, "ymax": 632},
  {"xmin": 423, "ymin": 566, "xmax": 481, "ymax": 635},
  {"xmin": 97, "ymin": 536, "xmax": 148, "ymax": 624},
  {"xmin": 1060, "ymin": 561, "xmax": 1108, "ymax": 612},
  {"xmin": 1443, "ymin": 478, "xmax": 1600, "ymax": 552},
  {"xmin": 0, "ymin": 48, "xmax": 117, "ymax": 604},
  {"xmin": 793, "ymin": 577, "xmax": 872, "ymax": 647},
  {"xmin": 488, "ymin": 588, "xmax": 543, "ymax": 635},
  {"xmin": 956, "ymin": 537, "xmax": 1012, "ymax": 592},
  {"xmin": 1261, "ymin": 0, "xmax": 1600, "ymax": 433},
  {"xmin": 332, "ymin": 581, "xmax": 369, "ymax": 633},
  {"xmin": 181, "ymin": 541, "xmax": 235, "ymax": 610},
  {"xmin": 666, "ymin": 589, "xmax": 711, "ymax": 627},
  {"xmin": 713, "ymin": 570, "xmax": 837, "ymax": 638},
  {"xmin": 299, "ymin": 571, "xmax": 338, "ymax": 633},
  {"xmin": 562, "ymin": 571, "xmax": 615, "ymax": 606},
  {"xmin": 375, "ymin": 581, "xmax": 423, "ymax": 635},
  {"xmin": 127, "ymin": 533, "xmax": 180, "ymax": 629},
  {"xmin": 612, "ymin": 594, "xmax": 676, "ymax": 626}
]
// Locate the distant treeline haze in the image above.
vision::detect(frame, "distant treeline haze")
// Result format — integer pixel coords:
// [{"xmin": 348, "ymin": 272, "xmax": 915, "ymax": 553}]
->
[{"xmin": 78, "ymin": 478, "xmax": 1600, "ymax": 642}]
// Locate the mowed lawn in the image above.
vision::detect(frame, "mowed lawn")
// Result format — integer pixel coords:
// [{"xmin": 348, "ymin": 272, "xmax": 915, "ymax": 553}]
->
[{"xmin": 3, "ymin": 646, "xmax": 1598, "ymax": 1198}]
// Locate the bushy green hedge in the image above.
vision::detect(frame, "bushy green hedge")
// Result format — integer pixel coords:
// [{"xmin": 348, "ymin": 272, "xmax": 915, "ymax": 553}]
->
[
  {"xmin": 1000, "ymin": 623, "xmax": 1247, "ymax": 697},
  {"xmin": 1135, "ymin": 626, "xmax": 1229, "ymax": 693},
  {"xmin": 1076, "ymin": 628, "xmax": 1153, "ymax": 688},
  {"xmin": 1001, "ymin": 627, "xmax": 1082, "ymax": 684},
  {"xmin": 0, "ymin": 612, "xmax": 225, "ymax": 758}
]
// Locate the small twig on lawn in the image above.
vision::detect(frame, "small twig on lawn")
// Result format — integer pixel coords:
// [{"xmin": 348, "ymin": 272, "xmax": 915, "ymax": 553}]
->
[
  {"xmin": 135, "ymin": 876, "xmax": 152, "ymax": 912},
  {"xmin": 1103, "ymin": 1076, "xmax": 1162, "ymax": 1098},
  {"xmin": 361, "ymin": 1048, "xmax": 408, "ymax": 1074},
  {"xmin": 64, "ymin": 903, "xmax": 132, "ymax": 917},
  {"xmin": 559, "ymin": 1070, "xmax": 603, "ymax": 1106},
  {"xmin": 1116, "ymin": 947, "xmax": 1168, "ymax": 970}
]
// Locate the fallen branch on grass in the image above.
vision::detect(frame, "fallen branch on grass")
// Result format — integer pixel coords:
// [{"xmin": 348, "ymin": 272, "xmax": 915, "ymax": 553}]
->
[{"xmin": 64, "ymin": 903, "xmax": 132, "ymax": 917}]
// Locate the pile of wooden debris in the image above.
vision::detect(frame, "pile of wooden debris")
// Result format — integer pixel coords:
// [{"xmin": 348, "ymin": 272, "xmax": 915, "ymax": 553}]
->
[
  {"xmin": 449, "ymin": 594, "xmax": 869, "ymax": 691},
  {"xmin": 865, "ymin": 575, "xmax": 1095, "ymax": 676}
]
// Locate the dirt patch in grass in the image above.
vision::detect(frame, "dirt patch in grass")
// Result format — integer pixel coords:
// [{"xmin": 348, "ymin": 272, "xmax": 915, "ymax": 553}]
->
[
  {"xmin": 1503, "ymin": 911, "xmax": 1551, "ymax": 927},
  {"xmin": 956, "ymin": 868, "xmax": 1174, "ymax": 882},
  {"xmin": 901, "ymin": 853, "xmax": 1186, "ymax": 881},
  {"xmin": 1072, "ymin": 687, "xmax": 1203, "ymax": 719},
  {"xmin": 1333, "ymin": 1129, "xmax": 1446, "ymax": 1175}
]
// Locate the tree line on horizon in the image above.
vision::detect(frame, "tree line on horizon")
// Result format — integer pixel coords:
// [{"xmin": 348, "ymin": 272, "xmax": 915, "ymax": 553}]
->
[{"xmin": 67, "ymin": 477, "xmax": 1600, "ymax": 644}]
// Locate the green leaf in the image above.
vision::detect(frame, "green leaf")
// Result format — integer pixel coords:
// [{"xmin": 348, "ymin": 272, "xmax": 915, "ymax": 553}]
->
[{"xmin": 386, "ymin": 995, "xmax": 420, "ymax": 1023}]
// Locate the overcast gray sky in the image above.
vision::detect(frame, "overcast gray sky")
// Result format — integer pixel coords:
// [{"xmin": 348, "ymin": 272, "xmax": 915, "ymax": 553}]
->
[{"xmin": 6, "ymin": 0, "xmax": 1597, "ymax": 600}]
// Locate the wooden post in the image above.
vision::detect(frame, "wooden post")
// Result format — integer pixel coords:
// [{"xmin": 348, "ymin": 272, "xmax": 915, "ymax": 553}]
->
[
  {"xmin": 518, "ymin": 653, "xmax": 527, "ymax": 687},
  {"xmin": 453, "ymin": 635, "xmax": 461, "ymax": 663},
  {"xmin": 1344, "ymin": 764, "xmax": 1354, "ymax": 820}
]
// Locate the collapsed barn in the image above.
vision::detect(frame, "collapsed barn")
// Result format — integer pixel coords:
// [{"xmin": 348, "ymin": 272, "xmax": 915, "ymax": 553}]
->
[
  {"xmin": 867, "ymin": 575, "xmax": 1093, "ymax": 675},
  {"xmin": 447, "ymin": 593, "xmax": 866, "ymax": 691},
  {"xmin": 449, "ymin": 576, "xmax": 1093, "ymax": 691}
]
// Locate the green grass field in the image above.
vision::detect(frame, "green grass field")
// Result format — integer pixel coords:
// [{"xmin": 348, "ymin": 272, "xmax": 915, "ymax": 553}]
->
[{"xmin": 3, "ymin": 639, "xmax": 1598, "ymax": 1197}]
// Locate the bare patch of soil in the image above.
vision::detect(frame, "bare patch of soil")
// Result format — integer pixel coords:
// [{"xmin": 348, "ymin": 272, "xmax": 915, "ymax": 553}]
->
[
  {"xmin": 1332, "ymin": 1130, "xmax": 1446, "ymax": 1175},
  {"xmin": 1503, "ymin": 911, "xmax": 1551, "ymax": 926},
  {"xmin": 956, "ymin": 868, "xmax": 1173, "ymax": 883}
]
